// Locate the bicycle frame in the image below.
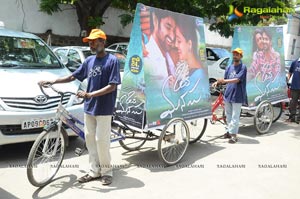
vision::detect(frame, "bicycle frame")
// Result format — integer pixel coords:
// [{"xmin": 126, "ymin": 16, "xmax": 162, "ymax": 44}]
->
[
  {"xmin": 211, "ymin": 87, "xmax": 226, "ymax": 124},
  {"xmin": 41, "ymin": 84, "xmax": 125, "ymax": 143}
]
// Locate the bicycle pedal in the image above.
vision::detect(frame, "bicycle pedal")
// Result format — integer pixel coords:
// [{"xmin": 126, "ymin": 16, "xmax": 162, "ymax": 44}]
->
[{"xmin": 75, "ymin": 148, "xmax": 84, "ymax": 156}]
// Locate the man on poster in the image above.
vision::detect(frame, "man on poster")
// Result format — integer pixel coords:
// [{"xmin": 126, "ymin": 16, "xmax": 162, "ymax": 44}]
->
[
  {"xmin": 248, "ymin": 28, "xmax": 281, "ymax": 82},
  {"xmin": 142, "ymin": 7, "xmax": 177, "ymax": 88}
]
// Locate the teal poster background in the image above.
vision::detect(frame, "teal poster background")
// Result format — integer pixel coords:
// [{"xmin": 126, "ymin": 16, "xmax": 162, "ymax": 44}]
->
[
  {"xmin": 116, "ymin": 4, "xmax": 211, "ymax": 129},
  {"xmin": 231, "ymin": 26, "xmax": 288, "ymax": 107}
]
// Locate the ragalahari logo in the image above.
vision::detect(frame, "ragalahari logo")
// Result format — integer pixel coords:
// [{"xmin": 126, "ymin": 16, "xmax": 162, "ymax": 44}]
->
[{"xmin": 227, "ymin": 5, "xmax": 243, "ymax": 22}]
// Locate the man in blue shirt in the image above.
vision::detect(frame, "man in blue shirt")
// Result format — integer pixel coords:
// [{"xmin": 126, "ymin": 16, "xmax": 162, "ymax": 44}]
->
[
  {"xmin": 213, "ymin": 48, "xmax": 247, "ymax": 143},
  {"xmin": 287, "ymin": 58, "xmax": 300, "ymax": 122},
  {"xmin": 40, "ymin": 29, "xmax": 121, "ymax": 185}
]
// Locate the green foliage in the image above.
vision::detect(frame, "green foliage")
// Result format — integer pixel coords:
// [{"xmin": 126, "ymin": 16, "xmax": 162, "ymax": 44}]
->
[
  {"xmin": 39, "ymin": 0, "xmax": 294, "ymax": 37},
  {"xmin": 87, "ymin": 16, "xmax": 105, "ymax": 28},
  {"xmin": 39, "ymin": 0, "xmax": 77, "ymax": 15},
  {"xmin": 118, "ymin": 13, "xmax": 134, "ymax": 27}
]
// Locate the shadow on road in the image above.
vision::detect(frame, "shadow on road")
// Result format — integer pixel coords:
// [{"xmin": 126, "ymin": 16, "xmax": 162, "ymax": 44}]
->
[
  {"xmin": 0, "ymin": 188, "xmax": 20, "ymax": 199},
  {"xmin": 121, "ymin": 141, "xmax": 225, "ymax": 173},
  {"xmin": 31, "ymin": 170, "xmax": 144, "ymax": 198},
  {"xmin": 0, "ymin": 137, "xmax": 85, "ymax": 169}
]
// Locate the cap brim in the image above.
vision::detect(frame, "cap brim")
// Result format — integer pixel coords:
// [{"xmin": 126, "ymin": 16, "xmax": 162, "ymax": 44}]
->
[{"xmin": 82, "ymin": 37, "xmax": 93, "ymax": 43}]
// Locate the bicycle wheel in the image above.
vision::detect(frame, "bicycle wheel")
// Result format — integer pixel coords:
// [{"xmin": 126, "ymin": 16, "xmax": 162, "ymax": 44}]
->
[
  {"xmin": 27, "ymin": 127, "xmax": 66, "ymax": 187},
  {"xmin": 254, "ymin": 101, "xmax": 274, "ymax": 134},
  {"xmin": 118, "ymin": 127, "xmax": 147, "ymax": 151},
  {"xmin": 158, "ymin": 118, "xmax": 189, "ymax": 166},
  {"xmin": 187, "ymin": 118, "xmax": 208, "ymax": 144},
  {"xmin": 272, "ymin": 102, "xmax": 283, "ymax": 123}
]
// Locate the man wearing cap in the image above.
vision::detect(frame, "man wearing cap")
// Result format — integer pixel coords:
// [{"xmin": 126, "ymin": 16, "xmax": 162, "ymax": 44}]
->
[
  {"xmin": 39, "ymin": 29, "xmax": 121, "ymax": 185},
  {"xmin": 287, "ymin": 58, "xmax": 300, "ymax": 122},
  {"xmin": 213, "ymin": 48, "xmax": 247, "ymax": 143}
]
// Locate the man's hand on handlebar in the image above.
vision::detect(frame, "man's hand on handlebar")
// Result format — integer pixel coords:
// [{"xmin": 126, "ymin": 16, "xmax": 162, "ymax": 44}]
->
[
  {"xmin": 38, "ymin": 80, "xmax": 54, "ymax": 87},
  {"xmin": 77, "ymin": 90, "xmax": 92, "ymax": 99}
]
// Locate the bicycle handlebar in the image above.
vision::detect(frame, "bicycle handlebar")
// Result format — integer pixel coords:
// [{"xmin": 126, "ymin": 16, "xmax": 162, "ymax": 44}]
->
[
  {"xmin": 211, "ymin": 84, "xmax": 226, "ymax": 94},
  {"xmin": 38, "ymin": 83, "xmax": 76, "ymax": 97},
  {"xmin": 38, "ymin": 83, "xmax": 84, "ymax": 105}
]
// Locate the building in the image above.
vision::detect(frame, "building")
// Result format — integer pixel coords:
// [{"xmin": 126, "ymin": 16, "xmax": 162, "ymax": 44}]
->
[{"xmin": 284, "ymin": 6, "xmax": 300, "ymax": 60}]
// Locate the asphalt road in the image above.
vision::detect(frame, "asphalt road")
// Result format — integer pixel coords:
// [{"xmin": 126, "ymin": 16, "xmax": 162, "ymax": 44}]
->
[{"xmin": 0, "ymin": 113, "xmax": 300, "ymax": 199}]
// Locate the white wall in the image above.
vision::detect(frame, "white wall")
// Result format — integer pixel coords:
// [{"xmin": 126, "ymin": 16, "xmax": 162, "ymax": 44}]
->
[
  {"xmin": 102, "ymin": 7, "xmax": 133, "ymax": 37},
  {"xmin": 0, "ymin": 0, "xmax": 81, "ymax": 36},
  {"xmin": 0, "ymin": 0, "xmax": 132, "ymax": 37},
  {"xmin": 284, "ymin": 16, "xmax": 300, "ymax": 60},
  {"xmin": 204, "ymin": 24, "xmax": 232, "ymax": 48}
]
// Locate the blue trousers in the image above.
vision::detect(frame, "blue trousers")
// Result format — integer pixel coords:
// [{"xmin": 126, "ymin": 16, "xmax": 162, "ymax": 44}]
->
[{"xmin": 225, "ymin": 102, "xmax": 242, "ymax": 134}]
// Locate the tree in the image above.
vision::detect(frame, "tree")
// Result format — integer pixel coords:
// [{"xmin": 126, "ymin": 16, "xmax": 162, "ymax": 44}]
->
[
  {"xmin": 39, "ymin": 0, "xmax": 294, "ymax": 37},
  {"xmin": 112, "ymin": 0, "xmax": 295, "ymax": 37},
  {"xmin": 39, "ymin": 0, "xmax": 112, "ymax": 35}
]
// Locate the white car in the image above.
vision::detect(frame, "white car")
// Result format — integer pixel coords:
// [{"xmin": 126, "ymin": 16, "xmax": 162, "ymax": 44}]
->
[
  {"xmin": 207, "ymin": 57, "xmax": 230, "ymax": 95},
  {"xmin": 53, "ymin": 46, "xmax": 125, "ymax": 103},
  {"xmin": 53, "ymin": 46, "xmax": 125, "ymax": 73},
  {"xmin": 107, "ymin": 42, "xmax": 128, "ymax": 55},
  {"xmin": 0, "ymin": 23, "xmax": 84, "ymax": 146}
]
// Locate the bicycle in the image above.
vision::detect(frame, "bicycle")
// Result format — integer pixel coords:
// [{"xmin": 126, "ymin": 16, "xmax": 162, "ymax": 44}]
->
[
  {"xmin": 210, "ymin": 85, "xmax": 226, "ymax": 125},
  {"xmin": 210, "ymin": 85, "xmax": 282, "ymax": 134},
  {"xmin": 27, "ymin": 82, "xmax": 210, "ymax": 187},
  {"xmin": 26, "ymin": 84, "xmax": 125, "ymax": 187}
]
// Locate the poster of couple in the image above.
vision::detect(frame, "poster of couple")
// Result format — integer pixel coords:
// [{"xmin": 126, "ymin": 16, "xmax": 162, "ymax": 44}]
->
[
  {"xmin": 116, "ymin": 3, "xmax": 211, "ymax": 129},
  {"xmin": 231, "ymin": 26, "xmax": 288, "ymax": 108}
]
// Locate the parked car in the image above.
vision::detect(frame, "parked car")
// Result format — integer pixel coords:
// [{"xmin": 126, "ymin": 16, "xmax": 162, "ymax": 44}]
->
[
  {"xmin": 53, "ymin": 46, "xmax": 125, "ymax": 73},
  {"xmin": 206, "ymin": 47, "xmax": 231, "ymax": 63},
  {"xmin": 205, "ymin": 47, "xmax": 231, "ymax": 95},
  {"xmin": 0, "ymin": 23, "xmax": 84, "ymax": 146},
  {"xmin": 53, "ymin": 46, "xmax": 126, "ymax": 101},
  {"xmin": 207, "ymin": 57, "xmax": 230, "ymax": 95},
  {"xmin": 107, "ymin": 42, "xmax": 129, "ymax": 55}
]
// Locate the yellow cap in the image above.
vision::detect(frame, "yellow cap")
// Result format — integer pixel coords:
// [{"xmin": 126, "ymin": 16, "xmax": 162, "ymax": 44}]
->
[
  {"xmin": 232, "ymin": 48, "xmax": 243, "ymax": 56},
  {"xmin": 82, "ymin": 29, "xmax": 107, "ymax": 42}
]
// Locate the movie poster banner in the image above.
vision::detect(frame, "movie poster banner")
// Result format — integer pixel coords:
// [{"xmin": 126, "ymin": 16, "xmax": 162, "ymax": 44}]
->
[
  {"xmin": 116, "ymin": 3, "xmax": 211, "ymax": 129},
  {"xmin": 231, "ymin": 26, "xmax": 288, "ymax": 108}
]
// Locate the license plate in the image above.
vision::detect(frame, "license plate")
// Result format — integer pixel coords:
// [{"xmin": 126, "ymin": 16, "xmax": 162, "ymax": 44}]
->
[{"xmin": 22, "ymin": 118, "xmax": 55, "ymax": 130}]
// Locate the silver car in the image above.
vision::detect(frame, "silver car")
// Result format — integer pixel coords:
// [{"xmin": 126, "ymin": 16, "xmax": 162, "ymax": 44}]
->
[
  {"xmin": 53, "ymin": 46, "xmax": 125, "ymax": 73},
  {"xmin": 0, "ymin": 24, "xmax": 84, "ymax": 146}
]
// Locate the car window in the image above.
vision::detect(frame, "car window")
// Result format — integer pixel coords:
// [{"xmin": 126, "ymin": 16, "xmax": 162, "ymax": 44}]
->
[
  {"xmin": 108, "ymin": 44, "xmax": 117, "ymax": 50},
  {"xmin": 220, "ymin": 58, "xmax": 229, "ymax": 69},
  {"xmin": 211, "ymin": 48, "xmax": 231, "ymax": 59},
  {"xmin": 82, "ymin": 50, "xmax": 94, "ymax": 59},
  {"xmin": 0, "ymin": 36, "xmax": 62, "ymax": 68},
  {"xmin": 55, "ymin": 49, "xmax": 67, "ymax": 57},
  {"xmin": 117, "ymin": 45, "xmax": 127, "ymax": 52},
  {"xmin": 68, "ymin": 49, "xmax": 81, "ymax": 63},
  {"xmin": 206, "ymin": 48, "xmax": 218, "ymax": 60}
]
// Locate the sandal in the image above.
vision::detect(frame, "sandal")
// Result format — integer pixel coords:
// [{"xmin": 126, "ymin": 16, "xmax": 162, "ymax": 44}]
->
[
  {"xmin": 228, "ymin": 136, "xmax": 238, "ymax": 144},
  {"xmin": 100, "ymin": 175, "xmax": 113, "ymax": 185},
  {"xmin": 222, "ymin": 132, "xmax": 231, "ymax": 139},
  {"xmin": 77, "ymin": 174, "xmax": 100, "ymax": 183}
]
